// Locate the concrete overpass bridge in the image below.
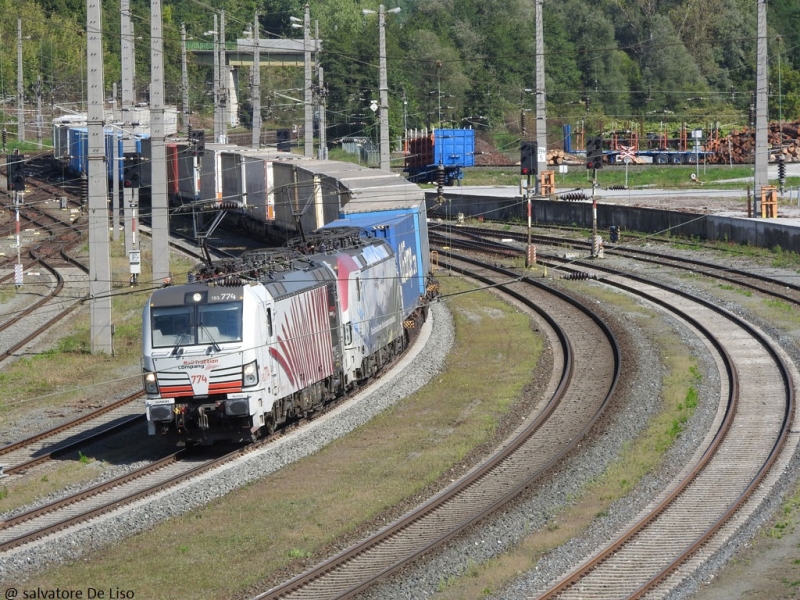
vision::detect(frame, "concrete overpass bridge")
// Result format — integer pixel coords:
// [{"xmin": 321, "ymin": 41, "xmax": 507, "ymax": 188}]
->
[{"xmin": 187, "ymin": 38, "xmax": 320, "ymax": 68}]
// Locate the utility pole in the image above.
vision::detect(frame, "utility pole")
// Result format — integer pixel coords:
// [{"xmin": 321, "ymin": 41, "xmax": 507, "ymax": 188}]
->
[
  {"xmin": 534, "ymin": 0, "xmax": 547, "ymax": 194},
  {"xmin": 17, "ymin": 18, "xmax": 24, "ymax": 143},
  {"xmin": 110, "ymin": 81, "xmax": 119, "ymax": 243},
  {"xmin": 315, "ymin": 20, "xmax": 325, "ymax": 159},
  {"xmin": 36, "ymin": 76, "xmax": 42, "ymax": 149},
  {"xmin": 150, "ymin": 0, "xmax": 169, "ymax": 283},
  {"xmin": 212, "ymin": 13, "xmax": 220, "ymax": 143},
  {"xmin": 121, "ymin": 0, "xmax": 136, "ymax": 256},
  {"xmin": 112, "ymin": 82, "xmax": 118, "ymax": 121},
  {"xmin": 303, "ymin": 4, "xmax": 313, "ymax": 157},
  {"xmin": 318, "ymin": 66, "xmax": 326, "ymax": 159},
  {"xmin": 181, "ymin": 23, "xmax": 190, "ymax": 136},
  {"xmin": 111, "ymin": 88, "xmax": 119, "ymax": 243},
  {"xmin": 378, "ymin": 5, "xmax": 390, "ymax": 171},
  {"xmin": 754, "ymin": 0, "xmax": 768, "ymax": 215},
  {"xmin": 251, "ymin": 13, "xmax": 261, "ymax": 148},
  {"xmin": 219, "ymin": 10, "xmax": 228, "ymax": 142},
  {"xmin": 363, "ymin": 5, "xmax": 400, "ymax": 170},
  {"xmin": 87, "ymin": 0, "xmax": 113, "ymax": 354}
]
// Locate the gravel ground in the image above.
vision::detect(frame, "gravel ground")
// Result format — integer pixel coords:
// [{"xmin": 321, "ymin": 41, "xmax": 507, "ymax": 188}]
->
[
  {"xmin": 353, "ymin": 239, "xmax": 800, "ymax": 600},
  {"xmin": 3, "ymin": 210, "xmax": 800, "ymax": 598}
]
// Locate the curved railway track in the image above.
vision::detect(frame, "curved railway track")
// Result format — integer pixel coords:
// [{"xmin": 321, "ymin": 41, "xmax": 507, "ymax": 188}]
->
[
  {"xmin": 254, "ymin": 257, "xmax": 622, "ymax": 600},
  {"xmin": 442, "ymin": 223, "xmax": 800, "ymax": 303},
  {"xmin": 428, "ymin": 237, "xmax": 797, "ymax": 599},
  {"xmin": 252, "ymin": 240, "xmax": 797, "ymax": 599},
  {"xmin": 534, "ymin": 262, "xmax": 795, "ymax": 598},
  {"xmin": 0, "ymin": 163, "xmax": 90, "ymax": 367},
  {"xmin": 2, "ymin": 164, "xmax": 798, "ymax": 598}
]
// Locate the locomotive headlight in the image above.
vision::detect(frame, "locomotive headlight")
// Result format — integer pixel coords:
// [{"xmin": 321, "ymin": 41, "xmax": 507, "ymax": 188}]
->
[
  {"xmin": 243, "ymin": 360, "xmax": 259, "ymax": 387},
  {"xmin": 143, "ymin": 371, "xmax": 159, "ymax": 395}
]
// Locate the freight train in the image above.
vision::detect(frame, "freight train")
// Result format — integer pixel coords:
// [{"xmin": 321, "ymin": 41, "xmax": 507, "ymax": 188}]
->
[
  {"xmin": 53, "ymin": 115, "xmax": 427, "ymax": 245},
  {"xmin": 140, "ymin": 140, "xmax": 435, "ymax": 444}
]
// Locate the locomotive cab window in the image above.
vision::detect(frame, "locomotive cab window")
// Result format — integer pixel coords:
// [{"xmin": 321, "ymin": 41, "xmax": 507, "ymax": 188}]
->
[
  {"xmin": 198, "ymin": 303, "xmax": 242, "ymax": 343},
  {"xmin": 151, "ymin": 306, "xmax": 193, "ymax": 347},
  {"xmin": 151, "ymin": 302, "xmax": 242, "ymax": 348}
]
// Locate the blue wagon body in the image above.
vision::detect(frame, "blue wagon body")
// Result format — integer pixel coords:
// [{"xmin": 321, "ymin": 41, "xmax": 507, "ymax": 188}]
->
[
  {"xmin": 404, "ymin": 128, "xmax": 475, "ymax": 185},
  {"xmin": 64, "ymin": 126, "xmax": 145, "ymax": 181}
]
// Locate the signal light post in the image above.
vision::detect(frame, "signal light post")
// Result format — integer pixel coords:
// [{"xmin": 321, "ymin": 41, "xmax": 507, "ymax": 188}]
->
[
  {"xmin": 5, "ymin": 153, "xmax": 25, "ymax": 285},
  {"xmin": 520, "ymin": 141, "xmax": 538, "ymax": 267},
  {"xmin": 585, "ymin": 136, "xmax": 604, "ymax": 258}
]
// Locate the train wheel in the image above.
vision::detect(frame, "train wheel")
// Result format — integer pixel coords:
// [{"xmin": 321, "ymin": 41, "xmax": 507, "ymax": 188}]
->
[{"xmin": 264, "ymin": 415, "xmax": 276, "ymax": 436}]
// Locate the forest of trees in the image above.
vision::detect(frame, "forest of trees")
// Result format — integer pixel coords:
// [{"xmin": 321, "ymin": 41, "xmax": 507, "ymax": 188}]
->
[{"xmin": 0, "ymin": 0, "xmax": 798, "ymax": 149}]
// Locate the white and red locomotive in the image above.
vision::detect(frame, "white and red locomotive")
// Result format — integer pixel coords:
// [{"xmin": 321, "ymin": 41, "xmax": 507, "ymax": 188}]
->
[{"xmin": 142, "ymin": 227, "xmax": 433, "ymax": 444}]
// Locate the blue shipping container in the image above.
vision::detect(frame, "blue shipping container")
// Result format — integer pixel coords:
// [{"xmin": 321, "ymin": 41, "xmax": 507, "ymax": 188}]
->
[{"xmin": 323, "ymin": 207, "xmax": 429, "ymax": 319}]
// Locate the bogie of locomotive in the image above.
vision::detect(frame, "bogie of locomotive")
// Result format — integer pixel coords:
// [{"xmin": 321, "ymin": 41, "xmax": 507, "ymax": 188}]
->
[{"xmin": 142, "ymin": 234, "xmax": 414, "ymax": 444}]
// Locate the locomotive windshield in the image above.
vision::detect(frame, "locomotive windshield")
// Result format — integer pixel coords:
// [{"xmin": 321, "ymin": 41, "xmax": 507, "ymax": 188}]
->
[{"xmin": 151, "ymin": 302, "xmax": 243, "ymax": 348}]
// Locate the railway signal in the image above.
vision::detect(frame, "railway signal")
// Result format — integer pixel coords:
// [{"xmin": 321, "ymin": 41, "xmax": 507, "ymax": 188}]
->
[
  {"xmin": 123, "ymin": 152, "xmax": 141, "ymax": 188},
  {"xmin": 6, "ymin": 154, "xmax": 25, "ymax": 191},
  {"xmin": 190, "ymin": 129, "xmax": 205, "ymax": 156},
  {"xmin": 586, "ymin": 137, "xmax": 604, "ymax": 170},
  {"xmin": 520, "ymin": 141, "xmax": 537, "ymax": 176},
  {"xmin": 277, "ymin": 129, "xmax": 291, "ymax": 152}
]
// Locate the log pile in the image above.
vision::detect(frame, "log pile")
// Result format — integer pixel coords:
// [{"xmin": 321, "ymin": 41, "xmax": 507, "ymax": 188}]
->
[
  {"xmin": 706, "ymin": 121, "xmax": 800, "ymax": 164},
  {"xmin": 547, "ymin": 149, "xmax": 572, "ymax": 165}
]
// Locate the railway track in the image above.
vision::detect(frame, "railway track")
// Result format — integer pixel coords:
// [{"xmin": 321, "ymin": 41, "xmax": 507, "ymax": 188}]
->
[
  {"xmin": 433, "ymin": 225, "xmax": 800, "ymax": 309},
  {"xmin": 534, "ymin": 263, "xmax": 795, "ymax": 598},
  {"xmin": 0, "ymin": 392, "xmax": 143, "ymax": 476},
  {"xmin": 2, "ymin": 163, "xmax": 797, "ymax": 597},
  {"xmin": 250, "ymin": 239, "xmax": 797, "ymax": 599},
  {"xmin": 426, "ymin": 236, "xmax": 797, "ymax": 598},
  {"xmin": 0, "ymin": 162, "xmax": 90, "ymax": 368},
  {"xmin": 254, "ymin": 256, "xmax": 621, "ymax": 599}
]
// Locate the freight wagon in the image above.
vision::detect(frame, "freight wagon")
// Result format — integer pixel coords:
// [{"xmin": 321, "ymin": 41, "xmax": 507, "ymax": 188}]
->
[{"xmin": 404, "ymin": 128, "xmax": 475, "ymax": 185}]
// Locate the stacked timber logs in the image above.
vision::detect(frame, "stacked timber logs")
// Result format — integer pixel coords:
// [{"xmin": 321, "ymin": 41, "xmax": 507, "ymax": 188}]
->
[
  {"xmin": 547, "ymin": 149, "xmax": 570, "ymax": 165},
  {"xmin": 706, "ymin": 121, "xmax": 800, "ymax": 164}
]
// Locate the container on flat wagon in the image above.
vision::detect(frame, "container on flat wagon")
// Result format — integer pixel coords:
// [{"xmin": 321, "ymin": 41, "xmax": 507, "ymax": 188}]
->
[
  {"xmin": 68, "ymin": 127, "xmax": 87, "ymax": 175},
  {"xmin": 323, "ymin": 201, "xmax": 430, "ymax": 319}
]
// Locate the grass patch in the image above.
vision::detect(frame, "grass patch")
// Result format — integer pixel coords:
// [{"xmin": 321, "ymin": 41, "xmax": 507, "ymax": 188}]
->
[
  {"xmin": 0, "ymin": 462, "xmax": 106, "ymax": 515},
  {"xmin": 16, "ymin": 274, "xmax": 544, "ymax": 599},
  {"xmin": 460, "ymin": 164, "xmax": 793, "ymax": 190}
]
